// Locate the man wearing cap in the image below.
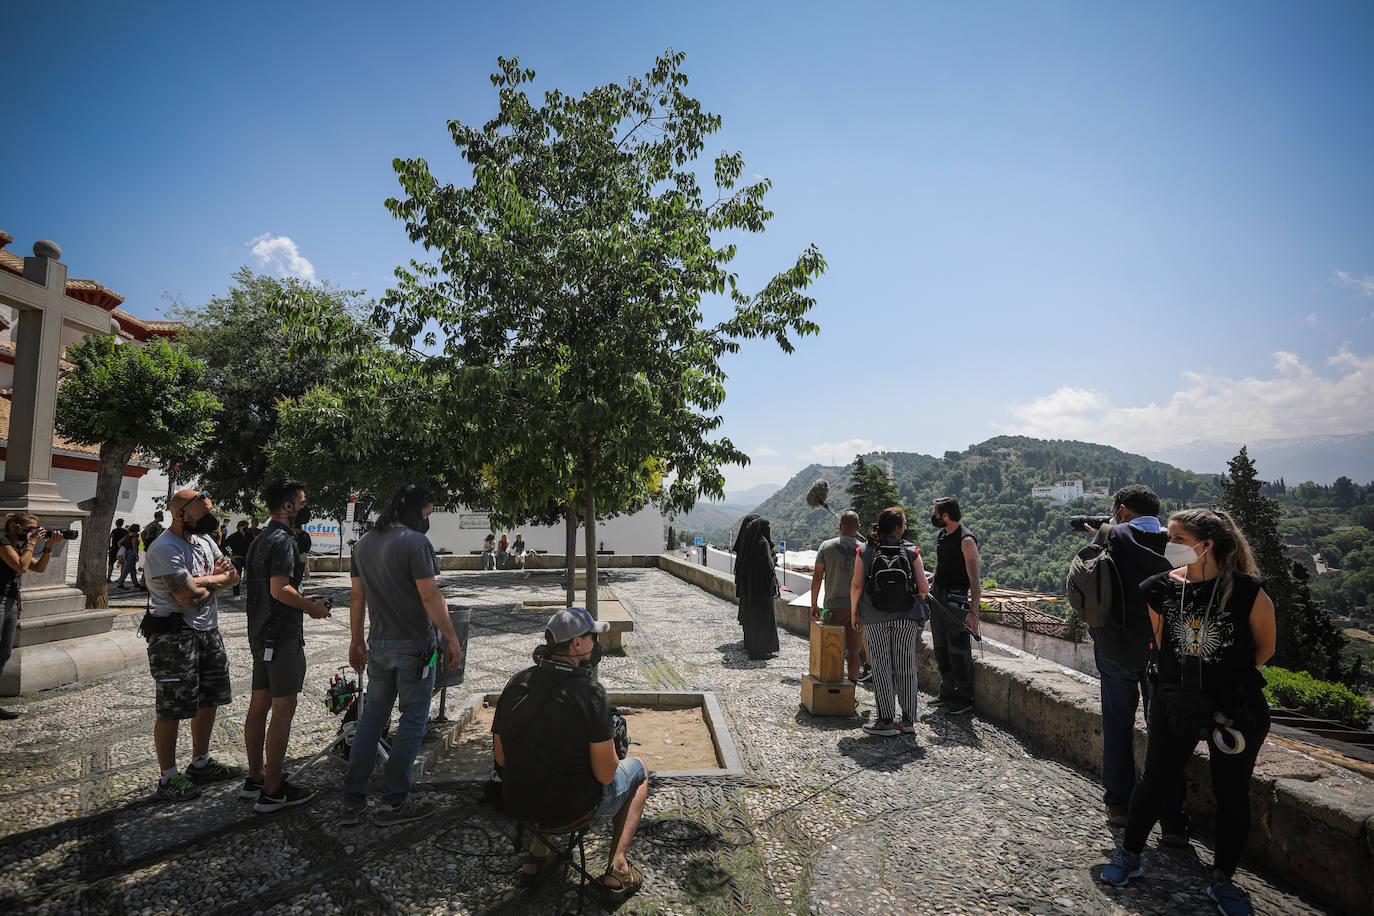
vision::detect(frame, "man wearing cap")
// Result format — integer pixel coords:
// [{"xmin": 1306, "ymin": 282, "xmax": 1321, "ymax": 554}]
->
[
  {"xmin": 143, "ymin": 489, "xmax": 242, "ymax": 801},
  {"xmin": 492, "ymin": 607, "xmax": 649, "ymax": 903}
]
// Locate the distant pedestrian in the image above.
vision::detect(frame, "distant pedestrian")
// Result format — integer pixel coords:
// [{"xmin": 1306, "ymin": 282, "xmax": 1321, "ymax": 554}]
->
[
  {"xmin": 225, "ymin": 520, "xmax": 252, "ymax": 598},
  {"xmin": 117, "ymin": 524, "xmax": 143, "ymax": 589},
  {"xmin": 1101, "ymin": 509, "xmax": 1276, "ymax": 916},
  {"xmin": 497, "ymin": 534, "xmax": 510, "ymax": 570},
  {"xmin": 850, "ymin": 507, "xmax": 928, "ymax": 735},
  {"xmin": 732, "ymin": 515, "xmax": 779, "ymax": 660},
  {"xmin": 141, "ymin": 511, "xmax": 165, "ymax": 549},
  {"xmin": 482, "ymin": 533, "xmax": 496, "ymax": 570},
  {"xmin": 512, "ymin": 533, "xmax": 528, "ymax": 569},
  {"xmin": 247, "ymin": 518, "xmax": 262, "ymax": 543},
  {"xmin": 293, "ymin": 518, "xmax": 312, "ymax": 583},
  {"xmin": 929, "ymin": 497, "xmax": 980, "ymax": 716},
  {"xmin": 108, "ymin": 518, "xmax": 128, "ymax": 580},
  {"xmin": 0, "ymin": 514, "xmax": 64, "ymax": 719}
]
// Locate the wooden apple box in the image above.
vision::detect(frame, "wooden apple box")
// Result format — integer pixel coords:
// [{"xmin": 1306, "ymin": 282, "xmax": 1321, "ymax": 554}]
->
[
  {"xmin": 801, "ymin": 674, "xmax": 855, "ymax": 716},
  {"xmin": 808, "ymin": 619, "xmax": 847, "ymax": 683}
]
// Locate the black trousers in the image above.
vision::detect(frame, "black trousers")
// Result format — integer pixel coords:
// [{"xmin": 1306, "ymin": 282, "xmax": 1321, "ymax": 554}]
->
[
  {"xmin": 929, "ymin": 588, "xmax": 973, "ymax": 702},
  {"xmin": 1124, "ymin": 688, "xmax": 1269, "ymax": 875}
]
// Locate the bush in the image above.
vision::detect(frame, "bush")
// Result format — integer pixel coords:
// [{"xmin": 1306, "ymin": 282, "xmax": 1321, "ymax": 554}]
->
[{"xmin": 1261, "ymin": 666, "xmax": 1372, "ymax": 728}]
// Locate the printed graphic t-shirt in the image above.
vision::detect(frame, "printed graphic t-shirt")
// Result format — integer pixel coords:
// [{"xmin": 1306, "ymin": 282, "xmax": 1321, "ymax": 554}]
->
[
  {"xmin": 145, "ymin": 532, "xmax": 224, "ymax": 631},
  {"xmin": 1140, "ymin": 571, "xmax": 1265, "ymax": 697}
]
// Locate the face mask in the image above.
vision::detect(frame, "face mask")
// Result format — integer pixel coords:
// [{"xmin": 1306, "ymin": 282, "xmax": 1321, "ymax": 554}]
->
[
  {"xmin": 415, "ymin": 516, "xmax": 430, "ymax": 535},
  {"xmin": 930, "ymin": 514, "xmax": 944, "ymax": 528},
  {"xmin": 1165, "ymin": 542, "xmax": 1207, "ymax": 569},
  {"xmin": 190, "ymin": 512, "xmax": 220, "ymax": 536},
  {"xmin": 293, "ymin": 505, "xmax": 312, "ymax": 527}
]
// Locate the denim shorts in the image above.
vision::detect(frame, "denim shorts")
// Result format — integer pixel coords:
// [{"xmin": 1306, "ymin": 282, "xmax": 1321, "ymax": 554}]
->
[{"xmin": 592, "ymin": 756, "xmax": 647, "ymax": 821}]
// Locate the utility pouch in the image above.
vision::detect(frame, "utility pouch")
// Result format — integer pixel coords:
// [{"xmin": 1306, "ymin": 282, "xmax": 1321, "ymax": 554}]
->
[
  {"xmin": 138, "ymin": 612, "xmax": 186, "ymax": 641},
  {"xmin": 1161, "ymin": 684, "xmax": 1216, "ymax": 739}
]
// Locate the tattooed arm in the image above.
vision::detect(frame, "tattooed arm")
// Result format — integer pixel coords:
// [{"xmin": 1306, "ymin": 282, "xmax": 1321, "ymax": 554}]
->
[{"xmin": 158, "ymin": 571, "xmax": 211, "ymax": 610}]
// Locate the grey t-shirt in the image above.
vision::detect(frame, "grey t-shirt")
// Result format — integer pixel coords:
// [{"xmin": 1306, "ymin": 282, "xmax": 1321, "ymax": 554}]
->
[
  {"xmin": 350, "ymin": 525, "xmax": 440, "ymax": 642},
  {"xmin": 245, "ymin": 520, "xmax": 302, "ymax": 646},
  {"xmin": 816, "ymin": 535, "xmax": 862, "ymax": 613},
  {"xmin": 145, "ymin": 531, "xmax": 223, "ymax": 631}
]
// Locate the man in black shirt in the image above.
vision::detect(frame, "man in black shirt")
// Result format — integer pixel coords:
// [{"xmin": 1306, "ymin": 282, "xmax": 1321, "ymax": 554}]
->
[
  {"xmin": 493, "ymin": 607, "xmax": 648, "ymax": 902},
  {"xmin": 930, "ymin": 497, "xmax": 981, "ymax": 715},
  {"xmin": 241, "ymin": 479, "xmax": 331, "ymax": 813},
  {"xmin": 225, "ymin": 520, "xmax": 252, "ymax": 598},
  {"xmin": 108, "ymin": 518, "xmax": 127, "ymax": 580}
]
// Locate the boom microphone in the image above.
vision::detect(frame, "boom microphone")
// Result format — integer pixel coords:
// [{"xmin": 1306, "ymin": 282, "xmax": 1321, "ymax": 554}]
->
[{"xmin": 805, "ymin": 479, "xmax": 842, "ymax": 519}]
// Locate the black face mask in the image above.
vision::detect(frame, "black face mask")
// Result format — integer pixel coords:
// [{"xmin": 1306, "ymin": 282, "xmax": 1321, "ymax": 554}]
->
[
  {"xmin": 930, "ymin": 514, "xmax": 944, "ymax": 528},
  {"xmin": 415, "ymin": 516, "xmax": 430, "ymax": 534},
  {"xmin": 190, "ymin": 512, "xmax": 219, "ymax": 535},
  {"xmin": 292, "ymin": 505, "xmax": 312, "ymax": 527}
]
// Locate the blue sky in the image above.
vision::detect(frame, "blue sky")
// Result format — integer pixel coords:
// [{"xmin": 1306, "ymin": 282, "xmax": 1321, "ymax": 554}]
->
[{"xmin": 5, "ymin": 1, "xmax": 1373, "ymax": 491}]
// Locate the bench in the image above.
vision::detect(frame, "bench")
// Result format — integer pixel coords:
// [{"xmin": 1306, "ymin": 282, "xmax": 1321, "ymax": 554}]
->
[{"xmin": 597, "ymin": 600, "xmax": 635, "ymax": 650}]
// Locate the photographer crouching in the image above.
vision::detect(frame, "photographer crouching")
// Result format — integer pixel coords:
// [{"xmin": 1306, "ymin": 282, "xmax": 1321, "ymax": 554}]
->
[
  {"xmin": 492, "ymin": 607, "xmax": 648, "ymax": 903},
  {"xmin": 0, "ymin": 515, "xmax": 65, "ymax": 720}
]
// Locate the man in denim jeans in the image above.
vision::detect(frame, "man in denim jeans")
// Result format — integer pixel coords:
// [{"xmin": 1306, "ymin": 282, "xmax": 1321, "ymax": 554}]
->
[{"xmin": 340, "ymin": 484, "xmax": 463, "ymax": 827}]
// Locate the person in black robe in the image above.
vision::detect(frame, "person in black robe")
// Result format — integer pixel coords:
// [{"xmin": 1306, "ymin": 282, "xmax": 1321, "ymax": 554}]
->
[{"xmin": 733, "ymin": 515, "xmax": 780, "ymax": 659}]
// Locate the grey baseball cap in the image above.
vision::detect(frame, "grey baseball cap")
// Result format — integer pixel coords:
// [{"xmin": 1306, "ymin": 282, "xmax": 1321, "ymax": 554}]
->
[{"xmin": 546, "ymin": 606, "xmax": 610, "ymax": 644}]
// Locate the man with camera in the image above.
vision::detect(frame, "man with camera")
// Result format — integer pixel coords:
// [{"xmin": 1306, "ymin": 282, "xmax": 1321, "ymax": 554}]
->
[
  {"xmin": 0, "ymin": 515, "xmax": 66, "ymax": 720},
  {"xmin": 492, "ymin": 606, "xmax": 648, "ymax": 903},
  {"xmin": 241, "ymin": 479, "xmax": 332, "ymax": 812},
  {"xmin": 144, "ymin": 490, "xmax": 242, "ymax": 801},
  {"xmin": 1075, "ymin": 485, "xmax": 1187, "ymax": 839}
]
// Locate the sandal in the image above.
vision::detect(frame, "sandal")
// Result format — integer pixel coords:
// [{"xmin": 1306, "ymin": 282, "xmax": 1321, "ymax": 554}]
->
[
  {"xmin": 518, "ymin": 852, "xmax": 553, "ymax": 888},
  {"xmin": 600, "ymin": 860, "xmax": 644, "ymax": 902}
]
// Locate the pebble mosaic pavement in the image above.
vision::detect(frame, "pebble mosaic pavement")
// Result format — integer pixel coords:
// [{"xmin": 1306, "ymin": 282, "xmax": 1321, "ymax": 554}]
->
[{"xmin": 0, "ymin": 567, "xmax": 1338, "ymax": 915}]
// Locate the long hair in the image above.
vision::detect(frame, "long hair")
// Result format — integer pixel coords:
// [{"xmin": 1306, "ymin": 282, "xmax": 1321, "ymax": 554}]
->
[
  {"xmin": 1169, "ymin": 508, "xmax": 1258, "ymax": 608},
  {"xmin": 866, "ymin": 507, "xmax": 906, "ymax": 547},
  {"xmin": 376, "ymin": 484, "xmax": 434, "ymax": 531}
]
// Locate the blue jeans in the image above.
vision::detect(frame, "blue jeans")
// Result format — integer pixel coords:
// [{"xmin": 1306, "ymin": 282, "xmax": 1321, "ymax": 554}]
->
[
  {"xmin": 591, "ymin": 756, "xmax": 647, "ymax": 822},
  {"xmin": 1098, "ymin": 658, "xmax": 1186, "ymax": 823},
  {"xmin": 343, "ymin": 638, "xmax": 435, "ymax": 808}
]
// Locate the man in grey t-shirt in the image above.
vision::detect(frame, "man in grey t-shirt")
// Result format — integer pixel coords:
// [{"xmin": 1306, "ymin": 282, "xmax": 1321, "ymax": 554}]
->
[
  {"xmin": 341, "ymin": 484, "xmax": 463, "ymax": 828},
  {"xmin": 810, "ymin": 510, "xmax": 865, "ymax": 682},
  {"xmin": 142, "ymin": 489, "xmax": 241, "ymax": 801}
]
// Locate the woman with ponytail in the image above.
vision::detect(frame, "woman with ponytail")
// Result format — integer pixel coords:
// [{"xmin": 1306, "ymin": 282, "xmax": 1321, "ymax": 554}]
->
[
  {"xmin": 1100, "ymin": 509, "xmax": 1276, "ymax": 916},
  {"xmin": 849, "ymin": 507, "xmax": 929, "ymax": 736}
]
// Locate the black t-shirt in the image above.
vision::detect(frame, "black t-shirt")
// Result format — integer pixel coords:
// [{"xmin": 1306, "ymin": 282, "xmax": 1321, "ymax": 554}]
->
[
  {"xmin": 1141, "ymin": 572, "xmax": 1265, "ymax": 697},
  {"xmin": 933, "ymin": 524, "xmax": 977, "ymax": 590},
  {"xmin": 492, "ymin": 664, "xmax": 613, "ymax": 826},
  {"xmin": 225, "ymin": 530, "xmax": 252, "ymax": 558},
  {"xmin": 244, "ymin": 521, "xmax": 303, "ymax": 645},
  {"xmin": 109, "ymin": 527, "xmax": 127, "ymax": 551}
]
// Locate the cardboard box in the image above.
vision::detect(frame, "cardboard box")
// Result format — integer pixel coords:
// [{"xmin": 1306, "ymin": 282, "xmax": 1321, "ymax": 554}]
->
[
  {"xmin": 801, "ymin": 674, "xmax": 855, "ymax": 716},
  {"xmin": 808, "ymin": 619, "xmax": 847, "ymax": 682}
]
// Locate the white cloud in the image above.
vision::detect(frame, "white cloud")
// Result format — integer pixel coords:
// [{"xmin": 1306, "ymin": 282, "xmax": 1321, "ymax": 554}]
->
[
  {"xmin": 800, "ymin": 439, "xmax": 882, "ymax": 464},
  {"xmin": 1000, "ymin": 349, "xmax": 1374, "ymax": 452},
  {"xmin": 753, "ymin": 445, "xmax": 779, "ymax": 457},
  {"xmin": 1335, "ymin": 270, "xmax": 1374, "ymax": 297},
  {"xmin": 1306, "ymin": 312, "xmax": 1319, "ymax": 326},
  {"xmin": 248, "ymin": 233, "xmax": 316, "ymax": 283}
]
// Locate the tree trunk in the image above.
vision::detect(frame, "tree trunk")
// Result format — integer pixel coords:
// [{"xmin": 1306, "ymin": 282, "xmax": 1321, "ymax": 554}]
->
[
  {"xmin": 564, "ymin": 503, "xmax": 578, "ymax": 608},
  {"xmin": 583, "ymin": 459, "xmax": 597, "ymax": 620},
  {"xmin": 76, "ymin": 442, "xmax": 135, "ymax": 609}
]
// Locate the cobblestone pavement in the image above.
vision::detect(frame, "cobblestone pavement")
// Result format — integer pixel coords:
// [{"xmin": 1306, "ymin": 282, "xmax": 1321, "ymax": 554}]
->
[{"xmin": 0, "ymin": 569, "xmax": 1337, "ymax": 915}]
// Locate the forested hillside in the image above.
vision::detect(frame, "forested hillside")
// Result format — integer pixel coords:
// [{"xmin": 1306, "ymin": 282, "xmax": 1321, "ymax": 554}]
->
[{"xmin": 691, "ymin": 436, "xmax": 1224, "ymax": 594}]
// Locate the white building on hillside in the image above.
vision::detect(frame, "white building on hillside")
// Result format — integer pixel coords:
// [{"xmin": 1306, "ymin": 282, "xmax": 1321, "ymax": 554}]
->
[{"xmin": 1031, "ymin": 480, "xmax": 1084, "ymax": 507}]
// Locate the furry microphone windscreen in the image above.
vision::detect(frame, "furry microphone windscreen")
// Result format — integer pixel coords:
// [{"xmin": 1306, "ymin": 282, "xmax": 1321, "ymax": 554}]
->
[{"xmin": 805, "ymin": 479, "xmax": 831, "ymax": 509}]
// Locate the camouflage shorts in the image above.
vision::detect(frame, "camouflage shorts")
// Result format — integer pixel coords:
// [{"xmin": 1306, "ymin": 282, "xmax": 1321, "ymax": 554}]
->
[{"xmin": 147, "ymin": 628, "xmax": 231, "ymax": 721}]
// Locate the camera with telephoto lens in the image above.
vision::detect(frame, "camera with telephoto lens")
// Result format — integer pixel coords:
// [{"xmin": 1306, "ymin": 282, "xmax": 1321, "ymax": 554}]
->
[
  {"xmin": 1069, "ymin": 515, "xmax": 1112, "ymax": 533},
  {"xmin": 26, "ymin": 526, "xmax": 78, "ymax": 540}
]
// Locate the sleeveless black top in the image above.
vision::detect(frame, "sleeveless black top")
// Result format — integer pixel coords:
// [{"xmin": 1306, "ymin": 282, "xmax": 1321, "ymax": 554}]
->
[
  {"xmin": 1141, "ymin": 571, "xmax": 1265, "ymax": 697},
  {"xmin": 933, "ymin": 524, "xmax": 976, "ymax": 590}
]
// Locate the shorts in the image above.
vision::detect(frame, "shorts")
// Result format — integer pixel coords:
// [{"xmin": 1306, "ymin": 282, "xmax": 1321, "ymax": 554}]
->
[
  {"xmin": 147, "ymin": 628, "xmax": 232, "ymax": 721},
  {"xmin": 592, "ymin": 756, "xmax": 647, "ymax": 822},
  {"xmin": 250, "ymin": 638, "xmax": 307, "ymax": 697}
]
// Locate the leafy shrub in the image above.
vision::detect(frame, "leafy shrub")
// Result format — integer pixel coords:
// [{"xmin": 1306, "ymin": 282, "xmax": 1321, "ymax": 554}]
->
[{"xmin": 1261, "ymin": 666, "xmax": 1372, "ymax": 728}]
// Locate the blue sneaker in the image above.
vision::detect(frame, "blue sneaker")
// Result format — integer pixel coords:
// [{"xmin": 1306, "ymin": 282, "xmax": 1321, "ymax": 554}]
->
[
  {"xmin": 1206, "ymin": 874, "xmax": 1251, "ymax": 916},
  {"xmin": 1100, "ymin": 848, "xmax": 1143, "ymax": 887}
]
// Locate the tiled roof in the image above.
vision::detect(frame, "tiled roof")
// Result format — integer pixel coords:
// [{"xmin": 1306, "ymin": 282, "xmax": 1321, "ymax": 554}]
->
[{"xmin": 0, "ymin": 392, "xmax": 100, "ymax": 457}]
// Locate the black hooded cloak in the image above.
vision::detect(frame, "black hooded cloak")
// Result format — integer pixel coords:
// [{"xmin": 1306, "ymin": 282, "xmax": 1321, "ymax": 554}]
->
[{"xmin": 733, "ymin": 515, "xmax": 780, "ymax": 658}]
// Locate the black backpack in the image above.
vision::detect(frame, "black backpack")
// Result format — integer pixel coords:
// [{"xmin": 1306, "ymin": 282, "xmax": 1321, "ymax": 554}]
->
[{"xmin": 866, "ymin": 541, "xmax": 918, "ymax": 612}]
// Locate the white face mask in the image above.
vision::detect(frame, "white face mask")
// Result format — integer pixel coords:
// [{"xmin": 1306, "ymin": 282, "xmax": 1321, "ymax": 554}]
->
[{"xmin": 1165, "ymin": 541, "xmax": 1206, "ymax": 569}]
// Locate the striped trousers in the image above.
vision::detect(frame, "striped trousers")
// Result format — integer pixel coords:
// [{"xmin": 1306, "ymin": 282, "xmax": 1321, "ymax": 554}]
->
[{"xmin": 865, "ymin": 618, "xmax": 920, "ymax": 722}]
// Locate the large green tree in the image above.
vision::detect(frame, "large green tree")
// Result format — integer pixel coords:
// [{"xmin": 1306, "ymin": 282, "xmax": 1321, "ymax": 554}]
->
[
  {"xmin": 846, "ymin": 456, "xmax": 899, "ymax": 531},
  {"xmin": 163, "ymin": 270, "xmax": 371, "ymax": 514},
  {"xmin": 1222, "ymin": 447, "xmax": 1346, "ymax": 680},
  {"xmin": 377, "ymin": 51, "xmax": 825, "ymax": 617},
  {"xmin": 55, "ymin": 336, "xmax": 219, "ymax": 607}
]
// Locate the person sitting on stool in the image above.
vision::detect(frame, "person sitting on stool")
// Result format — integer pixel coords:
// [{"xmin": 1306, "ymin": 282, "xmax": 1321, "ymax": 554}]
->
[{"xmin": 492, "ymin": 607, "xmax": 649, "ymax": 903}]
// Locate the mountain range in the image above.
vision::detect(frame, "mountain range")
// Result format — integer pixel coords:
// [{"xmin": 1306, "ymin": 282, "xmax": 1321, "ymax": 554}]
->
[{"xmin": 1148, "ymin": 432, "xmax": 1374, "ymax": 485}]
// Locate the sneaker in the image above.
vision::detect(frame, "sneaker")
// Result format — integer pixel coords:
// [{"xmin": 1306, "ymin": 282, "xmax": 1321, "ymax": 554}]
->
[
  {"xmin": 186, "ymin": 757, "xmax": 244, "ymax": 784},
  {"xmin": 862, "ymin": 718, "xmax": 900, "ymax": 737},
  {"xmin": 339, "ymin": 805, "xmax": 364, "ymax": 827},
  {"xmin": 253, "ymin": 780, "xmax": 316, "ymax": 813},
  {"xmin": 375, "ymin": 797, "xmax": 437, "ymax": 826},
  {"xmin": 1100, "ymin": 848, "xmax": 1143, "ymax": 887},
  {"xmin": 896, "ymin": 717, "xmax": 916, "ymax": 733},
  {"xmin": 0, "ymin": 707, "xmax": 19, "ymax": 720},
  {"xmin": 944, "ymin": 701, "xmax": 974, "ymax": 716},
  {"xmin": 1106, "ymin": 803, "xmax": 1129, "ymax": 828},
  {"xmin": 929, "ymin": 696, "xmax": 953, "ymax": 708},
  {"xmin": 155, "ymin": 772, "xmax": 203, "ymax": 802},
  {"xmin": 1160, "ymin": 817, "xmax": 1191, "ymax": 847},
  {"xmin": 238, "ymin": 777, "xmax": 264, "ymax": 800},
  {"xmin": 856, "ymin": 666, "xmax": 873, "ymax": 684},
  {"xmin": 1206, "ymin": 873, "xmax": 1252, "ymax": 916}
]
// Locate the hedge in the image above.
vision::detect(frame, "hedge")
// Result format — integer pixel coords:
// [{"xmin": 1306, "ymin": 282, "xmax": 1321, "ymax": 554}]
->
[{"xmin": 1261, "ymin": 666, "xmax": 1372, "ymax": 728}]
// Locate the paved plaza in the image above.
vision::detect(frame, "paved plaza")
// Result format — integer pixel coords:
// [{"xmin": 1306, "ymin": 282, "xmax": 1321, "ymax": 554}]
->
[{"xmin": 0, "ymin": 568, "xmax": 1338, "ymax": 915}]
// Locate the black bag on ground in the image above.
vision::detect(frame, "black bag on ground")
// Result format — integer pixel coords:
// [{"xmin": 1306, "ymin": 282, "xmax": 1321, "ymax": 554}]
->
[{"xmin": 866, "ymin": 542, "xmax": 919, "ymax": 613}]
